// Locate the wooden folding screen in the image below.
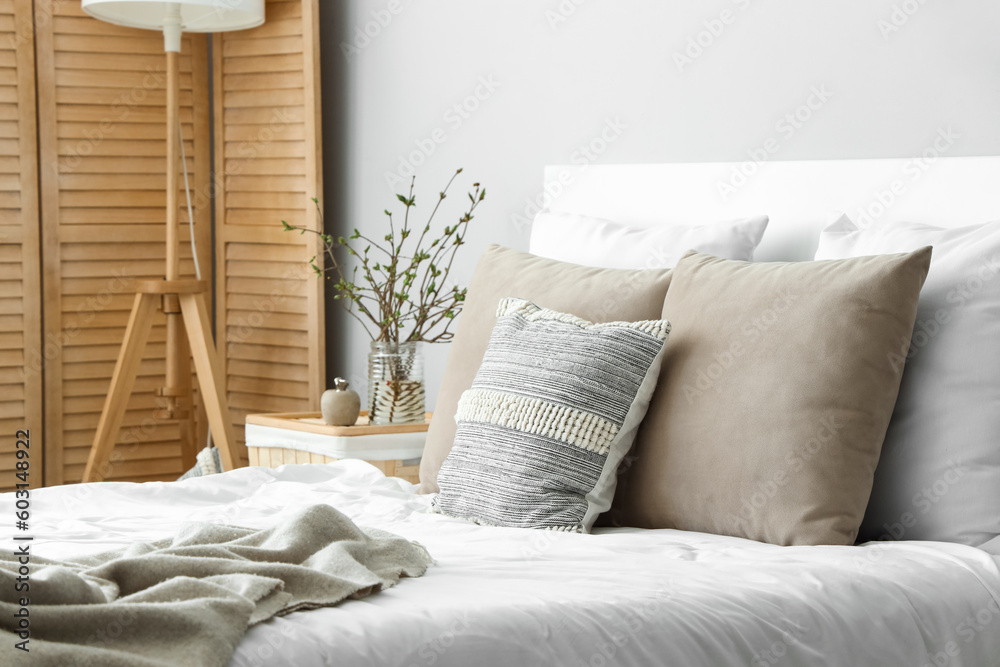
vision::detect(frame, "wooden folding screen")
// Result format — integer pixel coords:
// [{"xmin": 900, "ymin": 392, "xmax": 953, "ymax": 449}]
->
[
  {"xmin": 0, "ymin": 0, "xmax": 322, "ymax": 488},
  {"xmin": 0, "ymin": 0, "xmax": 41, "ymax": 492},
  {"xmin": 36, "ymin": 0, "xmax": 211, "ymax": 485},
  {"xmin": 213, "ymin": 0, "xmax": 324, "ymax": 466}
]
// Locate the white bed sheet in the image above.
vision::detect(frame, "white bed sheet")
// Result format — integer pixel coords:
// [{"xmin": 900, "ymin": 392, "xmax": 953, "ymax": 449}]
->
[{"xmin": 8, "ymin": 461, "xmax": 1000, "ymax": 667}]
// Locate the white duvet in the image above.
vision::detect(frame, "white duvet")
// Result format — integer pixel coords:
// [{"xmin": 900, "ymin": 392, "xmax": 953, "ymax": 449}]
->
[{"xmin": 8, "ymin": 461, "xmax": 1000, "ymax": 667}]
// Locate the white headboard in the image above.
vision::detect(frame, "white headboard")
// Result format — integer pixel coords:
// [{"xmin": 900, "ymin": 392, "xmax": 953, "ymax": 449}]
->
[{"xmin": 543, "ymin": 157, "xmax": 1000, "ymax": 261}]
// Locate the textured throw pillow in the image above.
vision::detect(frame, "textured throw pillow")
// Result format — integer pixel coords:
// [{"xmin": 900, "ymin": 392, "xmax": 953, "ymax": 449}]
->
[
  {"xmin": 419, "ymin": 245, "xmax": 674, "ymax": 493},
  {"xmin": 433, "ymin": 298, "xmax": 670, "ymax": 532},
  {"xmin": 610, "ymin": 248, "xmax": 932, "ymax": 546},
  {"xmin": 529, "ymin": 211, "xmax": 769, "ymax": 270},
  {"xmin": 816, "ymin": 216, "xmax": 1000, "ymax": 547}
]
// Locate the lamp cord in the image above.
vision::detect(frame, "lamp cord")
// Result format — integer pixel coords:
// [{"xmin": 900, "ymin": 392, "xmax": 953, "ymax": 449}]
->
[{"xmin": 179, "ymin": 121, "xmax": 202, "ymax": 281}]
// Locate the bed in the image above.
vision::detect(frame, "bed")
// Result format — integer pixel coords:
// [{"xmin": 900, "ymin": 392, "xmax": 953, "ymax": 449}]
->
[
  {"xmin": 5, "ymin": 158, "xmax": 1000, "ymax": 666},
  {"xmin": 14, "ymin": 461, "xmax": 1000, "ymax": 667}
]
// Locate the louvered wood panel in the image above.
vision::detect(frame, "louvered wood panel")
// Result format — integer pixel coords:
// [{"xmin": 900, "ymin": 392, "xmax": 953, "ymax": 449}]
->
[
  {"xmin": 0, "ymin": 0, "xmax": 41, "ymax": 492},
  {"xmin": 37, "ymin": 0, "xmax": 211, "ymax": 484},
  {"xmin": 214, "ymin": 0, "xmax": 324, "ymax": 466}
]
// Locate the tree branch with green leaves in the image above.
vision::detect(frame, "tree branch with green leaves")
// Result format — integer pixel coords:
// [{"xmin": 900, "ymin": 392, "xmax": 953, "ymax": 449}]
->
[{"xmin": 281, "ymin": 168, "xmax": 485, "ymax": 344}]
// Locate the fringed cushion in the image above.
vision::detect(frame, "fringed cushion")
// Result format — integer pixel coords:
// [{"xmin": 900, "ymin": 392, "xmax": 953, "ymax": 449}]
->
[{"xmin": 433, "ymin": 298, "xmax": 669, "ymax": 532}]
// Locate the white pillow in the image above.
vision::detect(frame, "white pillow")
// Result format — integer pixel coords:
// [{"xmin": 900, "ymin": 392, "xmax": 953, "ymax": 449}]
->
[
  {"xmin": 816, "ymin": 214, "xmax": 1000, "ymax": 547},
  {"xmin": 528, "ymin": 211, "xmax": 769, "ymax": 269}
]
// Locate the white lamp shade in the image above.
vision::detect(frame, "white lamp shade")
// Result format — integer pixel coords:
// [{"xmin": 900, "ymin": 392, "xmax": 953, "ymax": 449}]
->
[{"xmin": 82, "ymin": 0, "xmax": 265, "ymax": 33}]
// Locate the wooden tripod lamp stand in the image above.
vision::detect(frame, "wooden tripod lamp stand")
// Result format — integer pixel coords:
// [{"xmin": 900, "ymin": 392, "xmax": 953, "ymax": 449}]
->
[{"xmin": 80, "ymin": 0, "xmax": 265, "ymax": 483}]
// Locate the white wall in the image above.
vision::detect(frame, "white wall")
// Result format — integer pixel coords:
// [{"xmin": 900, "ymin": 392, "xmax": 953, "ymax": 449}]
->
[{"xmin": 321, "ymin": 0, "xmax": 1000, "ymax": 407}]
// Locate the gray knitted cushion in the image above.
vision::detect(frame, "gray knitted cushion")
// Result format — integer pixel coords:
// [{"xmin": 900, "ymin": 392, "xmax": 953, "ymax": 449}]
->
[{"xmin": 433, "ymin": 298, "xmax": 670, "ymax": 532}]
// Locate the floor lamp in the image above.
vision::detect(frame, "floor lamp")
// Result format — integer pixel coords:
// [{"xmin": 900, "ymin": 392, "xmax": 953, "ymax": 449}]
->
[{"xmin": 79, "ymin": 0, "xmax": 265, "ymax": 482}]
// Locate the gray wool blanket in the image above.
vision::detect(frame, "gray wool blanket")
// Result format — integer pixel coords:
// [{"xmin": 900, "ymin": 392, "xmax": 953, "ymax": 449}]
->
[{"xmin": 0, "ymin": 504, "xmax": 433, "ymax": 666}]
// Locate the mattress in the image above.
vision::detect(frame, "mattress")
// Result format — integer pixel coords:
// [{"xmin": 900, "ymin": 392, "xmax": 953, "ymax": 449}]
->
[{"xmin": 10, "ymin": 461, "xmax": 1000, "ymax": 667}]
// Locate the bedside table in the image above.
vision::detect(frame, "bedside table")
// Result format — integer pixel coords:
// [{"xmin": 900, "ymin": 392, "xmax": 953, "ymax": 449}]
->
[{"xmin": 244, "ymin": 411, "xmax": 430, "ymax": 484}]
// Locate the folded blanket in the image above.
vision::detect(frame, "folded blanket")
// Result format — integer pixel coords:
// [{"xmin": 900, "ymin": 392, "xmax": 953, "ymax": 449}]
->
[{"xmin": 0, "ymin": 504, "xmax": 432, "ymax": 666}]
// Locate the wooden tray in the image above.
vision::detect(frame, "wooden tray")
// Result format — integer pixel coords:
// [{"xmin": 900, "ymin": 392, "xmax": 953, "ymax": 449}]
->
[{"xmin": 245, "ymin": 410, "xmax": 432, "ymax": 437}]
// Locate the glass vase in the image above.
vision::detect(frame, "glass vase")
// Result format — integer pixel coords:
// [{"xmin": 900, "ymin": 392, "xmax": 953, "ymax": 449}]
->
[{"xmin": 368, "ymin": 341, "xmax": 425, "ymax": 425}]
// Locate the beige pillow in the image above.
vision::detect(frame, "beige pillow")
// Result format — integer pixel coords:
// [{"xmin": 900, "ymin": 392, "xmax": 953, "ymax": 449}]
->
[
  {"xmin": 419, "ymin": 245, "xmax": 673, "ymax": 492},
  {"xmin": 610, "ymin": 248, "xmax": 932, "ymax": 546}
]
